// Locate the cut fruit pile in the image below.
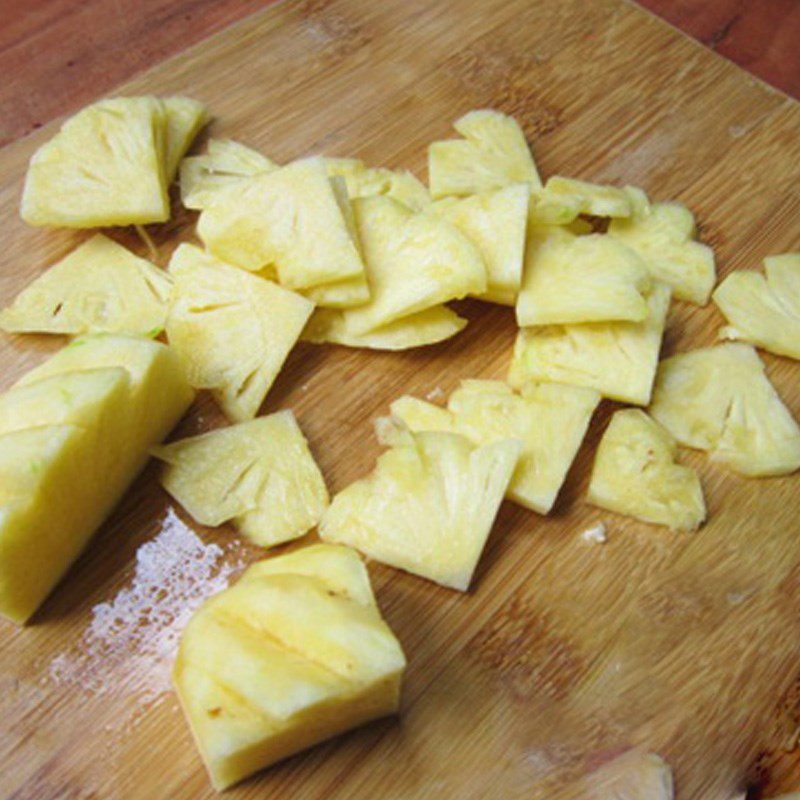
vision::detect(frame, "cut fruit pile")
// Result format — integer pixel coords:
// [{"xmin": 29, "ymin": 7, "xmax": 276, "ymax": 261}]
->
[{"xmin": 5, "ymin": 96, "xmax": 800, "ymax": 792}]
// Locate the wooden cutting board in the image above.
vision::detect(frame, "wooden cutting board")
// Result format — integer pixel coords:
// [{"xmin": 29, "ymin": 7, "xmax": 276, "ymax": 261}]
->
[{"xmin": 2, "ymin": 1, "xmax": 800, "ymax": 797}]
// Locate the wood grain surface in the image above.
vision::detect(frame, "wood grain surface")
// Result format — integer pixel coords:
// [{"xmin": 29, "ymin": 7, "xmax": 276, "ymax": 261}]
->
[{"xmin": 1, "ymin": 0, "xmax": 800, "ymax": 798}]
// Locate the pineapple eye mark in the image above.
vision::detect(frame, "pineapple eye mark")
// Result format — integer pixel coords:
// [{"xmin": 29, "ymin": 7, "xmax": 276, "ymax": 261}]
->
[
  {"xmin": 235, "ymin": 368, "xmax": 260, "ymax": 401},
  {"xmin": 188, "ymin": 301, "xmax": 240, "ymax": 314},
  {"xmin": 51, "ymin": 302, "xmax": 64, "ymax": 317},
  {"xmin": 222, "ymin": 459, "xmax": 261, "ymax": 503}
]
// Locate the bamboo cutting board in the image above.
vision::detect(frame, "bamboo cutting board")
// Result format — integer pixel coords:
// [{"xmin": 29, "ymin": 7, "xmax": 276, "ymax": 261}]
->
[{"xmin": 1, "ymin": 1, "xmax": 800, "ymax": 797}]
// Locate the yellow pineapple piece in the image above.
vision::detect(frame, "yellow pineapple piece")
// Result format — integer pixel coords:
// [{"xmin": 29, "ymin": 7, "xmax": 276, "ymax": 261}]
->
[
  {"xmin": 173, "ymin": 544, "xmax": 405, "ymax": 790},
  {"xmin": 537, "ymin": 176, "xmax": 633, "ymax": 220},
  {"xmin": 162, "ymin": 96, "xmax": 210, "ymax": 181},
  {"xmin": 587, "ymin": 409, "xmax": 705, "ymax": 531},
  {"xmin": 428, "ymin": 109, "xmax": 541, "ymax": 198},
  {"xmin": 509, "ymin": 283, "xmax": 671, "ymax": 405},
  {"xmin": 0, "ymin": 234, "xmax": 172, "ymax": 336},
  {"xmin": 22, "ymin": 96, "xmax": 170, "ymax": 227},
  {"xmin": 180, "ymin": 139, "xmax": 277, "ymax": 210},
  {"xmin": 0, "ymin": 335, "xmax": 193, "ymax": 623},
  {"xmin": 713, "ymin": 253, "xmax": 800, "ymax": 360},
  {"xmin": 326, "ymin": 158, "xmax": 431, "ymax": 211},
  {"xmin": 649, "ymin": 343, "xmax": 800, "ymax": 476},
  {"xmin": 153, "ymin": 411, "xmax": 328, "ymax": 548},
  {"xmin": 516, "ymin": 226, "xmax": 652, "ymax": 326},
  {"xmin": 432, "ymin": 183, "xmax": 529, "ymax": 305},
  {"xmin": 391, "ymin": 380, "xmax": 600, "ymax": 513},
  {"xmin": 320, "ymin": 430, "xmax": 520, "ymax": 590},
  {"xmin": 586, "ymin": 750, "xmax": 674, "ymax": 800},
  {"xmin": 197, "ymin": 157, "xmax": 366, "ymax": 291},
  {"xmin": 302, "ymin": 305, "xmax": 466, "ymax": 350},
  {"xmin": 165, "ymin": 244, "xmax": 313, "ymax": 422},
  {"xmin": 608, "ymin": 188, "xmax": 716, "ymax": 305},
  {"xmin": 336, "ymin": 196, "xmax": 486, "ymax": 335}
]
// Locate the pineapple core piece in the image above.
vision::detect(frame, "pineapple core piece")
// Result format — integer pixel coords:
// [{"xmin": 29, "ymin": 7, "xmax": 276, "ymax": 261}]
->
[
  {"xmin": 173, "ymin": 543, "xmax": 406, "ymax": 790},
  {"xmin": 0, "ymin": 234, "xmax": 172, "ymax": 336},
  {"xmin": 302, "ymin": 305, "xmax": 467, "ymax": 350},
  {"xmin": 336, "ymin": 196, "xmax": 486, "ymax": 335},
  {"xmin": 0, "ymin": 335, "xmax": 193, "ymax": 624},
  {"xmin": 649, "ymin": 343, "xmax": 800, "ymax": 476},
  {"xmin": 509, "ymin": 282, "xmax": 671, "ymax": 405},
  {"xmin": 713, "ymin": 253, "xmax": 800, "ymax": 360},
  {"xmin": 588, "ymin": 409, "xmax": 705, "ymax": 531},
  {"xmin": 320, "ymin": 430, "xmax": 520, "ymax": 590},
  {"xmin": 428, "ymin": 109, "xmax": 541, "ymax": 198},
  {"xmin": 326, "ymin": 158, "xmax": 431, "ymax": 212},
  {"xmin": 516, "ymin": 227, "xmax": 652, "ymax": 326},
  {"xmin": 162, "ymin": 96, "xmax": 210, "ymax": 181},
  {"xmin": 180, "ymin": 139, "xmax": 278, "ymax": 210},
  {"xmin": 153, "ymin": 411, "xmax": 328, "ymax": 548},
  {"xmin": 432, "ymin": 183, "xmax": 529, "ymax": 305},
  {"xmin": 530, "ymin": 176, "xmax": 633, "ymax": 225},
  {"xmin": 165, "ymin": 244, "xmax": 313, "ymax": 422},
  {"xmin": 608, "ymin": 188, "xmax": 716, "ymax": 305},
  {"xmin": 197, "ymin": 157, "xmax": 365, "ymax": 290},
  {"xmin": 391, "ymin": 380, "xmax": 600, "ymax": 513}
]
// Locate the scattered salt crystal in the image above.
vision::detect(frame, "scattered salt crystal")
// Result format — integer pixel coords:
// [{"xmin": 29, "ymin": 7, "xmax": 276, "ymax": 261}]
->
[
  {"xmin": 581, "ymin": 523, "xmax": 607, "ymax": 544},
  {"xmin": 425, "ymin": 386, "xmax": 445, "ymax": 402}
]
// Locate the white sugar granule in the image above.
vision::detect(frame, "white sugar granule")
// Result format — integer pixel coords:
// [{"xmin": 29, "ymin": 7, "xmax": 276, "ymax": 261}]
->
[{"xmin": 581, "ymin": 522, "xmax": 608, "ymax": 544}]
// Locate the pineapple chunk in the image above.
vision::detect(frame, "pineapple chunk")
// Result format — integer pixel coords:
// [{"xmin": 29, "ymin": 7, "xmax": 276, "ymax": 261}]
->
[
  {"xmin": 391, "ymin": 380, "xmax": 600, "ymax": 513},
  {"xmin": 165, "ymin": 244, "xmax": 313, "ymax": 422},
  {"xmin": 337, "ymin": 196, "xmax": 486, "ymax": 335},
  {"xmin": 0, "ymin": 234, "xmax": 172, "ymax": 336},
  {"xmin": 516, "ymin": 227, "xmax": 651, "ymax": 326},
  {"xmin": 587, "ymin": 409, "xmax": 705, "ymax": 531},
  {"xmin": 713, "ymin": 253, "xmax": 800, "ymax": 360},
  {"xmin": 586, "ymin": 750, "xmax": 674, "ymax": 800},
  {"xmin": 432, "ymin": 184, "xmax": 529, "ymax": 305},
  {"xmin": 173, "ymin": 544, "xmax": 405, "ymax": 790},
  {"xmin": 302, "ymin": 305, "xmax": 466, "ymax": 350},
  {"xmin": 608, "ymin": 188, "xmax": 716, "ymax": 305},
  {"xmin": 428, "ymin": 109, "xmax": 541, "ymax": 198},
  {"xmin": 197, "ymin": 157, "xmax": 365, "ymax": 290},
  {"xmin": 320, "ymin": 430, "xmax": 520, "ymax": 590},
  {"xmin": 326, "ymin": 158, "xmax": 431, "ymax": 211},
  {"xmin": 180, "ymin": 139, "xmax": 277, "ymax": 210},
  {"xmin": 162, "ymin": 96, "xmax": 210, "ymax": 181},
  {"xmin": 153, "ymin": 411, "xmax": 328, "ymax": 548},
  {"xmin": 649, "ymin": 343, "xmax": 800, "ymax": 476},
  {"xmin": 0, "ymin": 335, "xmax": 193, "ymax": 623},
  {"xmin": 531, "ymin": 176, "xmax": 633, "ymax": 225},
  {"xmin": 509, "ymin": 283, "xmax": 671, "ymax": 405},
  {"xmin": 22, "ymin": 96, "xmax": 170, "ymax": 227}
]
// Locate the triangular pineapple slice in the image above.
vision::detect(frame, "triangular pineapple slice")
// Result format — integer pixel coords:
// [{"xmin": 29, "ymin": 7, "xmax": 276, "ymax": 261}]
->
[
  {"xmin": 162, "ymin": 96, "xmax": 210, "ymax": 181},
  {"xmin": 530, "ymin": 176, "xmax": 633, "ymax": 225},
  {"xmin": 587, "ymin": 409, "xmax": 705, "ymax": 531},
  {"xmin": 0, "ymin": 234, "xmax": 172, "ymax": 336},
  {"xmin": 516, "ymin": 227, "xmax": 652, "ymax": 326},
  {"xmin": 180, "ymin": 139, "xmax": 277, "ymax": 210},
  {"xmin": 22, "ymin": 96, "xmax": 170, "ymax": 227},
  {"xmin": 649, "ymin": 343, "xmax": 800, "ymax": 476},
  {"xmin": 713, "ymin": 253, "xmax": 800, "ymax": 360},
  {"xmin": 608, "ymin": 188, "xmax": 716, "ymax": 305},
  {"xmin": 509, "ymin": 283, "xmax": 671, "ymax": 405},
  {"xmin": 153, "ymin": 411, "xmax": 328, "ymax": 548},
  {"xmin": 428, "ymin": 109, "xmax": 541, "ymax": 198},
  {"xmin": 326, "ymin": 158, "xmax": 431, "ymax": 211},
  {"xmin": 337, "ymin": 196, "xmax": 486, "ymax": 335},
  {"xmin": 173, "ymin": 544, "xmax": 405, "ymax": 790},
  {"xmin": 320, "ymin": 430, "xmax": 520, "ymax": 590},
  {"xmin": 165, "ymin": 244, "xmax": 313, "ymax": 422},
  {"xmin": 432, "ymin": 183, "xmax": 529, "ymax": 305},
  {"xmin": 391, "ymin": 380, "xmax": 600, "ymax": 513},
  {"xmin": 197, "ymin": 157, "xmax": 366, "ymax": 290},
  {"xmin": 302, "ymin": 305, "xmax": 466, "ymax": 350}
]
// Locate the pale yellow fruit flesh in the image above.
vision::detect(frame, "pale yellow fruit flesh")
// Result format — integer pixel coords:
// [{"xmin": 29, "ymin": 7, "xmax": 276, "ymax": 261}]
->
[
  {"xmin": 649, "ymin": 343, "xmax": 800, "ymax": 476},
  {"xmin": 173, "ymin": 544, "xmax": 405, "ymax": 790},
  {"xmin": 153, "ymin": 410, "xmax": 329, "ymax": 549},
  {"xmin": 320, "ymin": 430, "xmax": 520, "ymax": 591},
  {"xmin": 0, "ymin": 234, "xmax": 172, "ymax": 336},
  {"xmin": 325, "ymin": 158, "xmax": 431, "ymax": 211},
  {"xmin": 531, "ymin": 176, "xmax": 633, "ymax": 224},
  {"xmin": 162, "ymin": 96, "xmax": 210, "ymax": 181},
  {"xmin": 713, "ymin": 253, "xmax": 800, "ymax": 360},
  {"xmin": 587, "ymin": 408, "xmax": 705, "ymax": 531}
]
